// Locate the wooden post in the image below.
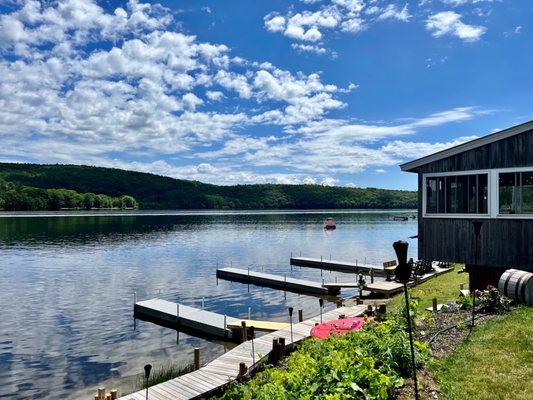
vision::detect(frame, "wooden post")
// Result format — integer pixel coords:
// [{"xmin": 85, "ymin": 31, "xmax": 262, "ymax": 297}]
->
[
  {"xmin": 241, "ymin": 321, "xmax": 248, "ymax": 343},
  {"xmin": 270, "ymin": 338, "xmax": 279, "ymax": 364},
  {"xmin": 98, "ymin": 388, "xmax": 105, "ymax": 400},
  {"xmin": 239, "ymin": 362, "xmax": 247, "ymax": 377},
  {"xmin": 298, "ymin": 309, "xmax": 303, "ymax": 322},
  {"xmin": 432, "ymin": 298, "xmax": 438, "ymax": 312},
  {"xmin": 106, "ymin": 394, "xmax": 111, "ymax": 400},
  {"xmin": 336, "ymin": 300, "xmax": 343, "ymax": 308},
  {"xmin": 194, "ymin": 347, "xmax": 200, "ymax": 370},
  {"xmin": 110, "ymin": 390, "xmax": 118, "ymax": 400},
  {"xmin": 370, "ymin": 268, "xmax": 374, "ymax": 283},
  {"xmin": 460, "ymin": 283, "xmax": 464, "ymax": 290},
  {"xmin": 278, "ymin": 337, "xmax": 286, "ymax": 359}
]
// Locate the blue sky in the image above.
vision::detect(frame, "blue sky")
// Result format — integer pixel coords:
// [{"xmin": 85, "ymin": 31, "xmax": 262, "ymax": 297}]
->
[{"xmin": 0, "ymin": 0, "xmax": 532, "ymax": 189}]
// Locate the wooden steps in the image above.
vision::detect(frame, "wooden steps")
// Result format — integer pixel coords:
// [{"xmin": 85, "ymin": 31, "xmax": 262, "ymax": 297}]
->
[{"xmin": 118, "ymin": 305, "xmax": 366, "ymax": 400}]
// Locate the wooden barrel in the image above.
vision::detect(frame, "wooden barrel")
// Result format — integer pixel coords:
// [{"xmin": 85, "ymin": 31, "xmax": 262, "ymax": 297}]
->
[{"xmin": 498, "ymin": 269, "xmax": 533, "ymax": 305}]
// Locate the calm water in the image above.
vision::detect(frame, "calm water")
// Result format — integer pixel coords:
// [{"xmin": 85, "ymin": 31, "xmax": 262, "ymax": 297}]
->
[{"xmin": 0, "ymin": 210, "xmax": 417, "ymax": 399}]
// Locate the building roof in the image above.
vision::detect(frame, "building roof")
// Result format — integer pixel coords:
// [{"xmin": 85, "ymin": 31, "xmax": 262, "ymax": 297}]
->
[{"xmin": 400, "ymin": 120, "xmax": 533, "ymax": 172}]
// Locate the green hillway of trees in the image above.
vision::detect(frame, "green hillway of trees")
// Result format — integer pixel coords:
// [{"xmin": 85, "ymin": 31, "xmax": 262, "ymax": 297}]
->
[
  {"xmin": 0, "ymin": 178, "xmax": 137, "ymax": 211},
  {"xmin": 0, "ymin": 163, "xmax": 417, "ymax": 211}
]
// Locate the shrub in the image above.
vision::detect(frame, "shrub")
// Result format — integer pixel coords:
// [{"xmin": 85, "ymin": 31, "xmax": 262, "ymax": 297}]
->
[{"xmin": 475, "ymin": 286, "xmax": 511, "ymax": 314}]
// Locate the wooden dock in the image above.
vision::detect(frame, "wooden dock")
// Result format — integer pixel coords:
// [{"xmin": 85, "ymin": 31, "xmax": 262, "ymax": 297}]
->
[
  {"xmin": 290, "ymin": 256, "xmax": 385, "ymax": 275},
  {"xmin": 323, "ymin": 263, "xmax": 454, "ymax": 297},
  {"xmin": 135, "ymin": 299, "xmax": 240, "ymax": 340},
  {"xmin": 119, "ymin": 304, "xmax": 366, "ymax": 400},
  {"xmin": 216, "ymin": 267, "xmax": 339, "ymax": 295}
]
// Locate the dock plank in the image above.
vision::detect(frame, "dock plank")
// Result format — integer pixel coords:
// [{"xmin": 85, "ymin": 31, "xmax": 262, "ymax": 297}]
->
[{"xmin": 290, "ymin": 256, "xmax": 385, "ymax": 275}]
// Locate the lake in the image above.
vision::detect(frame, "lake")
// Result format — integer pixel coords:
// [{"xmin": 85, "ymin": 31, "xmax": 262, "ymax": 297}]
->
[{"xmin": 0, "ymin": 210, "xmax": 417, "ymax": 399}]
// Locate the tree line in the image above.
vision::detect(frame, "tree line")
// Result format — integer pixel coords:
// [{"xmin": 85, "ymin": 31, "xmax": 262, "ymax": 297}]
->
[
  {"xmin": 0, "ymin": 163, "xmax": 417, "ymax": 210},
  {"xmin": 0, "ymin": 178, "xmax": 137, "ymax": 211}
]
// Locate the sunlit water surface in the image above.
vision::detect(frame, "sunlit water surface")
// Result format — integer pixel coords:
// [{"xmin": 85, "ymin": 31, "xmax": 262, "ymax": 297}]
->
[{"xmin": 0, "ymin": 210, "xmax": 417, "ymax": 399}]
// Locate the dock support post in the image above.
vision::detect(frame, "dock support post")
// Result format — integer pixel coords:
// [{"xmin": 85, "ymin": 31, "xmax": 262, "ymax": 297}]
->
[
  {"xmin": 239, "ymin": 362, "xmax": 247, "ymax": 378},
  {"xmin": 194, "ymin": 348, "xmax": 200, "ymax": 370},
  {"xmin": 298, "ymin": 309, "xmax": 303, "ymax": 322},
  {"xmin": 110, "ymin": 390, "xmax": 118, "ymax": 400},
  {"xmin": 241, "ymin": 321, "xmax": 248, "ymax": 343}
]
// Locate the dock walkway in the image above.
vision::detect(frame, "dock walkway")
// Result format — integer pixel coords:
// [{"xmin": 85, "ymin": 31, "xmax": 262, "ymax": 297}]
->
[
  {"xmin": 135, "ymin": 299, "xmax": 240, "ymax": 340},
  {"xmin": 216, "ymin": 267, "xmax": 339, "ymax": 295},
  {"xmin": 290, "ymin": 256, "xmax": 385, "ymax": 275},
  {"xmin": 119, "ymin": 305, "xmax": 366, "ymax": 400}
]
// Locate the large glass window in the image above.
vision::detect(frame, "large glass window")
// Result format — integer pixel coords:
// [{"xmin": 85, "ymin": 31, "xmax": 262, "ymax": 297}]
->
[
  {"xmin": 426, "ymin": 173, "xmax": 488, "ymax": 214},
  {"xmin": 499, "ymin": 171, "xmax": 533, "ymax": 214}
]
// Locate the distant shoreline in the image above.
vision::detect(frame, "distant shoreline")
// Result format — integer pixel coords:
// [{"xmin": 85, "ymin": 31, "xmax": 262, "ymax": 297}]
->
[{"xmin": 0, "ymin": 208, "xmax": 418, "ymax": 218}]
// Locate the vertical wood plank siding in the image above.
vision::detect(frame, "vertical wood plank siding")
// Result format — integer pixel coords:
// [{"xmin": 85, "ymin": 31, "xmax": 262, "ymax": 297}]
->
[{"xmin": 414, "ymin": 129, "xmax": 533, "ymax": 271}]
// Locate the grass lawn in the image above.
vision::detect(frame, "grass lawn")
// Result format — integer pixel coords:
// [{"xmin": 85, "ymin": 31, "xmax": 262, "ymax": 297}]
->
[
  {"xmin": 387, "ymin": 265, "xmax": 468, "ymax": 312},
  {"xmin": 433, "ymin": 306, "xmax": 533, "ymax": 400}
]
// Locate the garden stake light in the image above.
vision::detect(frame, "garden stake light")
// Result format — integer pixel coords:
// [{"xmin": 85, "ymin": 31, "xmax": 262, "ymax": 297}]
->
[
  {"xmin": 249, "ymin": 325, "xmax": 256, "ymax": 366},
  {"xmin": 319, "ymin": 298, "xmax": 324, "ymax": 323},
  {"xmin": 288, "ymin": 307, "xmax": 294, "ymax": 344},
  {"xmin": 471, "ymin": 220, "xmax": 483, "ymax": 329},
  {"xmin": 393, "ymin": 240, "xmax": 419, "ymax": 400},
  {"xmin": 144, "ymin": 364, "xmax": 152, "ymax": 400}
]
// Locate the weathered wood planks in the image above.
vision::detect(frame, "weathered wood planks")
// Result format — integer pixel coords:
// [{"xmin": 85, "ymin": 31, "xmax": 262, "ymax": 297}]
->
[{"xmin": 118, "ymin": 305, "xmax": 366, "ymax": 400}]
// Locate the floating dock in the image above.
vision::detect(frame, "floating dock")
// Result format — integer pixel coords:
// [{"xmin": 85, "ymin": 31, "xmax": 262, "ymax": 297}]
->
[
  {"xmin": 119, "ymin": 304, "xmax": 366, "ymax": 400},
  {"xmin": 216, "ymin": 267, "xmax": 339, "ymax": 295},
  {"xmin": 290, "ymin": 256, "xmax": 385, "ymax": 275},
  {"xmin": 135, "ymin": 299, "xmax": 240, "ymax": 340}
]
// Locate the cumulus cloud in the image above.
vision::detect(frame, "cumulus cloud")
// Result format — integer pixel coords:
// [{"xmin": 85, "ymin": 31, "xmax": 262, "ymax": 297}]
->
[{"xmin": 426, "ymin": 11, "xmax": 486, "ymax": 42}]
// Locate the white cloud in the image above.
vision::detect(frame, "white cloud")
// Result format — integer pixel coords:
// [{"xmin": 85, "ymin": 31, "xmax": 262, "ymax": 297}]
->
[
  {"xmin": 381, "ymin": 135, "xmax": 479, "ymax": 158},
  {"xmin": 206, "ymin": 90, "xmax": 224, "ymax": 101},
  {"xmin": 291, "ymin": 43, "xmax": 327, "ymax": 54},
  {"xmin": 426, "ymin": 11, "xmax": 486, "ymax": 42},
  {"xmin": 378, "ymin": 4, "xmax": 411, "ymax": 22}
]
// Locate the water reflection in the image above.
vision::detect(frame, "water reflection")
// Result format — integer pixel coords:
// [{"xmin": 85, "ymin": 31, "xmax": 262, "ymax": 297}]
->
[{"xmin": 0, "ymin": 210, "xmax": 417, "ymax": 399}]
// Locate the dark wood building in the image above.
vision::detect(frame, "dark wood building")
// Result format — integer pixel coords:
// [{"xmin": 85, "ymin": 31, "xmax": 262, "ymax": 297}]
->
[{"xmin": 401, "ymin": 120, "xmax": 533, "ymax": 289}]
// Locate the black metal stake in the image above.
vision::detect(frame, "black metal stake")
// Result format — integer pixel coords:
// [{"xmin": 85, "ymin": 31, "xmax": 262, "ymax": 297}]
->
[
  {"xmin": 471, "ymin": 220, "xmax": 483, "ymax": 329},
  {"xmin": 288, "ymin": 307, "xmax": 294, "ymax": 344},
  {"xmin": 144, "ymin": 364, "xmax": 152, "ymax": 400},
  {"xmin": 393, "ymin": 240, "xmax": 419, "ymax": 400},
  {"xmin": 319, "ymin": 298, "xmax": 324, "ymax": 323},
  {"xmin": 250, "ymin": 326, "xmax": 256, "ymax": 366},
  {"xmin": 403, "ymin": 282, "xmax": 419, "ymax": 400}
]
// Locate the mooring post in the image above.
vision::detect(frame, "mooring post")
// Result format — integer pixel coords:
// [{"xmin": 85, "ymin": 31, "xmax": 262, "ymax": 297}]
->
[
  {"xmin": 271, "ymin": 338, "xmax": 279, "ymax": 364},
  {"xmin": 110, "ymin": 390, "xmax": 117, "ymax": 400},
  {"xmin": 278, "ymin": 337, "xmax": 286, "ymax": 359},
  {"xmin": 194, "ymin": 347, "xmax": 200, "ymax": 370},
  {"xmin": 239, "ymin": 362, "xmax": 247, "ymax": 378},
  {"xmin": 241, "ymin": 321, "xmax": 248, "ymax": 343},
  {"xmin": 298, "ymin": 309, "xmax": 303, "ymax": 322}
]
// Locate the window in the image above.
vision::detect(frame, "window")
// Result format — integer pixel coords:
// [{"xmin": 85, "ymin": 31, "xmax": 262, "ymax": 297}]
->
[
  {"xmin": 499, "ymin": 171, "xmax": 533, "ymax": 214},
  {"xmin": 426, "ymin": 173, "xmax": 488, "ymax": 215}
]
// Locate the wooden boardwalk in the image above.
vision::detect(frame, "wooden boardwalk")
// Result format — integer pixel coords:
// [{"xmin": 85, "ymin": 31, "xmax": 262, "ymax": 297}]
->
[
  {"xmin": 323, "ymin": 264, "xmax": 453, "ymax": 297},
  {"xmin": 119, "ymin": 305, "xmax": 366, "ymax": 400},
  {"xmin": 135, "ymin": 299, "xmax": 240, "ymax": 340},
  {"xmin": 290, "ymin": 256, "xmax": 385, "ymax": 275},
  {"xmin": 216, "ymin": 267, "xmax": 339, "ymax": 295}
]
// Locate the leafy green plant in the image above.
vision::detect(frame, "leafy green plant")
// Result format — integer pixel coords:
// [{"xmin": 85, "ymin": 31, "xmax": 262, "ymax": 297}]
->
[
  {"xmin": 218, "ymin": 318, "xmax": 428, "ymax": 400},
  {"xmin": 475, "ymin": 286, "xmax": 511, "ymax": 314}
]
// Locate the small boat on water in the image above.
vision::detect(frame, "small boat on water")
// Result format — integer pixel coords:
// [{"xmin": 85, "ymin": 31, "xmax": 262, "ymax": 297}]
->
[
  {"xmin": 393, "ymin": 215, "xmax": 409, "ymax": 221},
  {"xmin": 324, "ymin": 217, "xmax": 336, "ymax": 230}
]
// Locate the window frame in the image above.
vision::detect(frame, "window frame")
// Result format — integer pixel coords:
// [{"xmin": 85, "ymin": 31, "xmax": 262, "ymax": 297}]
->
[
  {"xmin": 422, "ymin": 167, "xmax": 533, "ymax": 219},
  {"xmin": 422, "ymin": 170, "xmax": 491, "ymax": 219}
]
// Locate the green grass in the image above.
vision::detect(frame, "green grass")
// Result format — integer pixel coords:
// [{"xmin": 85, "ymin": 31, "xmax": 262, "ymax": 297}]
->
[
  {"xmin": 137, "ymin": 362, "xmax": 194, "ymax": 390},
  {"xmin": 432, "ymin": 306, "xmax": 533, "ymax": 400},
  {"xmin": 388, "ymin": 265, "xmax": 467, "ymax": 312}
]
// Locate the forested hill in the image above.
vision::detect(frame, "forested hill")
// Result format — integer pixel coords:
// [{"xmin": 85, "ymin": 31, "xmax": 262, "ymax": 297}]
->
[{"xmin": 0, "ymin": 163, "xmax": 417, "ymax": 210}]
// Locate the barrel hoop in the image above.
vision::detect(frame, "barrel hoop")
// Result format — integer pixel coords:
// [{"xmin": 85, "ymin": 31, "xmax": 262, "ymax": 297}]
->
[
  {"xmin": 515, "ymin": 273, "xmax": 526, "ymax": 300},
  {"xmin": 503, "ymin": 270, "xmax": 517, "ymax": 297},
  {"xmin": 518, "ymin": 273, "xmax": 532, "ymax": 301}
]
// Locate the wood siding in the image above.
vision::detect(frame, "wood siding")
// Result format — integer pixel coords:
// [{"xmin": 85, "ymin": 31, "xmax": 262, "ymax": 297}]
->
[{"xmin": 414, "ymin": 128, "xmax": 533, "ymax": 272}]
